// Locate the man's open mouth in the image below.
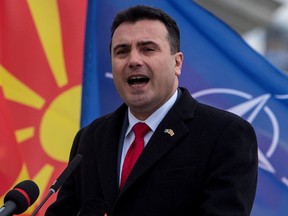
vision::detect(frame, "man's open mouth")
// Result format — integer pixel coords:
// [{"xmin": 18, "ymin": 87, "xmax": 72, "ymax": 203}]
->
[{"xmin": 128, "ymin": 76, "xmax": 150, "ymax": 85}]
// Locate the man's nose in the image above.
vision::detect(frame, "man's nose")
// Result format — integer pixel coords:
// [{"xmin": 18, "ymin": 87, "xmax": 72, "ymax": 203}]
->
[{"xmin": 128, "ymin": 50, "xmax": 143, "ymax": 68}]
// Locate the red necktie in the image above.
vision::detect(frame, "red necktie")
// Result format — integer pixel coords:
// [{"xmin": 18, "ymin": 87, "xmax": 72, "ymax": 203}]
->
[{"xmin": 120, "ymin": 122, "xmax": 150, "ymax": 190}]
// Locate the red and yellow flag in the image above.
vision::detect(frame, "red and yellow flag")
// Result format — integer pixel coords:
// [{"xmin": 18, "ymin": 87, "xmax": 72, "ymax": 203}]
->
[{"xmin": 0, "ymin": 1, "xmax": 87, "ymax": 215}]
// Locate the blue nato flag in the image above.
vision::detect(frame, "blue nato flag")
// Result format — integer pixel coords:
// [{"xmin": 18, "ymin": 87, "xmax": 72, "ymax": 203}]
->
[{"xmin": 80, "ymin": 0, "xmax": 101, "ymax": 128}]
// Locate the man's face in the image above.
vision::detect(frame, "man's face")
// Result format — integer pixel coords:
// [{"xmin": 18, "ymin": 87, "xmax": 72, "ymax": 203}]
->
[{"xmin": 111, "ymin": 19, "xmax": 183, "ymax": 120}]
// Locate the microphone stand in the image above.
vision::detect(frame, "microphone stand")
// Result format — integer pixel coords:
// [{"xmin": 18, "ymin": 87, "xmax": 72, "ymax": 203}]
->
[
  {"xmin": 31, "ymin": 189, "xmax": 54, "ymax": 216},
  {"xmin": 31, "ymin": 154, "xmax": 82, "ymax": 215}
]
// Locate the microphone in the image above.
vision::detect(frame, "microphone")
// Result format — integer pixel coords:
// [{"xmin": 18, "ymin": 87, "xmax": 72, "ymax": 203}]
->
[
  {"xmin": 31, "ymin": 154, "xmax": 83, "ymax": 216},
  {"xmin": 0, "ymin": 180, "xmax": 39, "ymax": 216}
]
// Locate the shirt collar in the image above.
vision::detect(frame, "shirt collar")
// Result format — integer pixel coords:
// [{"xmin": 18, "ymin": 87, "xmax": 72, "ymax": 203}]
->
[{"xmin": 126, "ymin": 90, "xmax": 178, "ymax": 136}]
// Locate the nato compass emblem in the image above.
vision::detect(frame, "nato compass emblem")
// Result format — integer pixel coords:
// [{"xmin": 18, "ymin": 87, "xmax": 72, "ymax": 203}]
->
[{"xmin": 192, "ymin": 88, "xmax": 288, "ymax": 186}]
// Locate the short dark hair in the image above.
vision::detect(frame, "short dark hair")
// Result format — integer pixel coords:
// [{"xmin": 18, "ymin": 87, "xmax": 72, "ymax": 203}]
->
[{"xmin": 110, "ymin": 5, "xmax": 180, "ymax": 54}]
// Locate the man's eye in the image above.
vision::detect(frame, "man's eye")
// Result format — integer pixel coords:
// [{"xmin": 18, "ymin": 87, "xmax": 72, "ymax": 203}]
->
[
  {"xmin": 142, "ymin": 48, "xmax": 155, "ymax": 53},
  {"xmin": 117, "ymin": 50, "xmax": 126, "ymax": 54},
  {"xmin": 115, "ymin": 49, "xmax": 128, "ymax": 56}
]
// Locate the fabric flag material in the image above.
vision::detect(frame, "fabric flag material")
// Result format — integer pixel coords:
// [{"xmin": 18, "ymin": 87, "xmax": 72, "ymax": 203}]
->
[
  {"xmin": 81, "ymin": 0, "xmax": 101, "ymax": 127},
  {"xmin": 0, "ymin": 1, "xmax": 87, "ymax": 215},
  {"xmin": 81, "ymin": 1, "xmax": 288, "ymax": 215},
  {"xmin": 0, "ymin": 86, "xmax": 23, "ymax": 194}
]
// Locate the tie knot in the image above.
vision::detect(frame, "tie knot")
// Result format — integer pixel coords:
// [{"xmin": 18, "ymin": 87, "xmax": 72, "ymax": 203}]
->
[{"xmin": 133, "ymin": 122, "xmax": 150, "ymax": 138}]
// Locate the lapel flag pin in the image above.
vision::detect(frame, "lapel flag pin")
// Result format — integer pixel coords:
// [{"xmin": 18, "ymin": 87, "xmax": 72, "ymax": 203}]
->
[{"xmin": 164, "ymin": 129, "xmax": 175, "ymax": 137}]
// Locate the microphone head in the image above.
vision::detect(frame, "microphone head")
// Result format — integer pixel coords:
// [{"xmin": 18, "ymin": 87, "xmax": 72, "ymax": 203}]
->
[{"xmin": 4, "ymin": 180, "xmax": 40, "ymax": 214}]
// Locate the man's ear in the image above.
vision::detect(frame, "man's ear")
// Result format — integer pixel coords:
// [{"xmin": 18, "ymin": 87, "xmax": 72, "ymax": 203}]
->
[{"xmin": 175, "ymin": 52, "xmax": 184, "ymax": 76}]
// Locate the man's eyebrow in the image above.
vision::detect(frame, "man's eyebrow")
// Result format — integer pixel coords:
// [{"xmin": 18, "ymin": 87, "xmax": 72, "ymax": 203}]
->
[
  {"xmin": 112, "ymin": 41, "xmax": 159, "ymax": 53},
  {"xmin": 137, "ymin": 41, "xmax": 158, "ymax": 47},
  {"xmin": 113, "ymin": 44, "xmax": 130, "ymax": 53}
]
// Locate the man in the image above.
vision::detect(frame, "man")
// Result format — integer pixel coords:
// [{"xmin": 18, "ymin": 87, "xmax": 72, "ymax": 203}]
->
[{"xmin": 45, "ymin": 5, "xmax": 258, "ymax": 216}]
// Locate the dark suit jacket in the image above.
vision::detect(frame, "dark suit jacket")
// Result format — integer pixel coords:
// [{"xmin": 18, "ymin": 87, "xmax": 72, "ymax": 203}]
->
[{"xmin": 45, "ymin": 87, "xmax": 258, "ymax": 216}]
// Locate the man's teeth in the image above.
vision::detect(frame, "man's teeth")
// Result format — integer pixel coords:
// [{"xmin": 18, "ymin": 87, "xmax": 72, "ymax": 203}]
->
[{"xmin": 128, "ymin": 76, "xmax": 150, "ymax": 85}]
